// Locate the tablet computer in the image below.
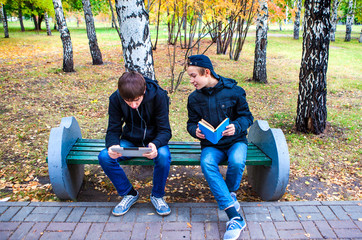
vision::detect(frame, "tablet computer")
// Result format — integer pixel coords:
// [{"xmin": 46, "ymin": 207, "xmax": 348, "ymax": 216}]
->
[{"xmin": 110, "ymin": 147, "xmax": 152, "ymax": 157}]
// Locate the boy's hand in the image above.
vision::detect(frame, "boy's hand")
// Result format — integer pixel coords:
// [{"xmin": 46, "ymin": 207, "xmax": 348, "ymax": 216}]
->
[
  {"xmin": 196, "ymin": 127, "xmax": 205, "ymax": 139},
  {"xmin": 222, "ymin": 124, "xmax": 235, "ymax": 136},
  {"xmin": 143, "ymin": 142, "xmax": 158, "ymax": 159},
  {"xmin": 108, "ymin": 145, "xmax": 123, "ymax": 159}
]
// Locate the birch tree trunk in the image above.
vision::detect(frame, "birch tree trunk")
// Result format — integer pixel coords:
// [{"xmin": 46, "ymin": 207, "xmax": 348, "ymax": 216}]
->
[
  {"xmin": 296, "ymin": 0, "xmax": 331, "ymax": 134},
  {"xmin": 1, "ymin": 4, "xmax": 9, "ymax": 38},
  {"xmin": 45, "ymin": 12, "xmax": 52, "ymax": 36},
  {"xmin": 344, "ymin": 0, "xmax": 353, "ymax": 42},
  {"xmin": 330, "ymin": 0, "xmax": 341, "ymax": 42},
  {"xmin": 293, "ymin": 0, "xmax": 302, "ymax": 40},
  {"xmin": 52, "ymin": 0, "xmax": 75, "ymax": 72},
  {"xmin": 115, "ymin": 0, "xmax": 155, "ymax": 79},
  {"xmin": 253, "ymin": 0, "xmax": 268, "ymax": 83},
  {"xmin": 82, "ymin": 0, "xmax": 103, "ymax": 65}
]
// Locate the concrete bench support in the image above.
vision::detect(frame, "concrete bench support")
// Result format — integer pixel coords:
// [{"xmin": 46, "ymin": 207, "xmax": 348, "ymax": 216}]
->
[
  {"xmin": 247, "ymin": 120, "xmax": 290, "ymax": 201},
  {"xmin": 47, "ymin": 117, "xmax": 84, "ymax": 200}
]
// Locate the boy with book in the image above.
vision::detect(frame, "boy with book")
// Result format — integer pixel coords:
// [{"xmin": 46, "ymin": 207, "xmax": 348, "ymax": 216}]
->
[
  {"xmin": 98, "ymin": 71, "xmax": 172, "ymax": 217},
  {"xmin": 186, "ymin": 55, "xmax": 254, "ymax": 240}
]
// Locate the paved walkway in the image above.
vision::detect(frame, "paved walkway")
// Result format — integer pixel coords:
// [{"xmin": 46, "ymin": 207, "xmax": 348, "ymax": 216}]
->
[{"xmin": 0, "ymin": 201, "xmax": 361, "ymax": 239}]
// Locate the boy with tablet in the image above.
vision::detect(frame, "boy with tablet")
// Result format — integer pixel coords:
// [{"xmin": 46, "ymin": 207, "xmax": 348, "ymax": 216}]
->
[{"xmin": 98, "ymin": 71, "xmax": 172, "ymax": 216}]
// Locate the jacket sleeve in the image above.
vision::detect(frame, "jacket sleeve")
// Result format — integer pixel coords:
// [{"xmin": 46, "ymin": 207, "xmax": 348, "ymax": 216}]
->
[
  {"xmin": 186, "ymin": 95, "xmax": 200, "ymax": 139},
  {"xmin": 105, "ymin": 95, "xmax": 124, "ymax": 149},
  {"xmin": 231, "ymin": 88, "xmax": 254, "ymax": 135},
  {"xmin": 150, "ymin": 90, "xmax": 172, "ymax": 149}
]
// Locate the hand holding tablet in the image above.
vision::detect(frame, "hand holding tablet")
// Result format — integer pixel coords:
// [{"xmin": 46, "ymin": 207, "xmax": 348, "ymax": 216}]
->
[{"xmin": 110, "ymin": 146, "xmax": 152, "ymax": 157}]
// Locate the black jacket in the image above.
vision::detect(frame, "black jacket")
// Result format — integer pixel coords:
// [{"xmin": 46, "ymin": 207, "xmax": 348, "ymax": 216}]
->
[
  {"xmin": 187, "ymin": 76, "xmax": 254, "ymax": 149},
  {"xmin": 105, "ymin": 77, "xmax": 172, "ymax": 149}
]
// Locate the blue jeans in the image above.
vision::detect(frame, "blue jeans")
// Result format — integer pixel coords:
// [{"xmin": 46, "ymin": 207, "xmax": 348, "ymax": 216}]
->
[
  {"xmin": 98, "ymin": 139, "xmax": 171, "ymax": 198},
  {"xmin": 200, "ymin": 142, "xmax": 247, "ymax": 210}
]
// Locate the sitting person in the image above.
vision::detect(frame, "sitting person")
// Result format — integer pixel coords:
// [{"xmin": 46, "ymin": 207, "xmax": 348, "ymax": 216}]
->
[
  {"xmin": 186, "ymin": 55, "xmax": 254, "ymax": 240},
  {"xmin": 98, "ymin": 71, "xmax": 172, "ymax": 216}
]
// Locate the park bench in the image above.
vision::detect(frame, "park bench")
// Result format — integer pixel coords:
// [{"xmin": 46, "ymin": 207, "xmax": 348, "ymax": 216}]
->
[{"xmin": 47, "ymin": 117, "xmax": 290, "ymax": 202}]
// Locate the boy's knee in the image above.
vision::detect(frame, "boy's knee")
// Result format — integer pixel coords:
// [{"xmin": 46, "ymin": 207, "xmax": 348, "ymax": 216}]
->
[
  {"xmin": 98, "ymin": 149, "xmax": 111, "ymax": 166},
  {"xmin": 155, "ymin": 149, "xmax": 171, "ymax": 167},
  {"xmin": 200, "ymin": 157, "xmax": 217, "ymax": 172}
]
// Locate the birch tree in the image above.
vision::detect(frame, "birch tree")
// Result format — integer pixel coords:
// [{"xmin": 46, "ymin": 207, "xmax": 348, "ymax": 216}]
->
[
  {"xmin": 52, "ymin": 0, "xmax": 75, "ymax": 72},
  {"xmin": 82, "ymin": 0, "xmax": 103, "ymax": 65},
  {"xmin": 344, "ymin": 0, "xmax": 353, "ymax": 42},
  {"xmin": 296, "ymin": 0, "xmax": 331, "ymax": 134},
  {"xmin": 330, "ymin": 0, "xmax": 341, "ymax": 41},
  {"xmin": 1, "ymin": 4, "xmax": 9, "ymax": 38},
  {"xmin": 45, "ymin": 12, "xmax": 52, "ymax": 36},
  {"xmin": 293, "ymin": 0, "xmax": 302, "ymax": 40},
  {"xmin": 115, "ymin": 0, "xmax": 155, "ymax": 79},
  {"xmin": 253, "ymin": 0, "xmax": 268, "ymax": 83}
]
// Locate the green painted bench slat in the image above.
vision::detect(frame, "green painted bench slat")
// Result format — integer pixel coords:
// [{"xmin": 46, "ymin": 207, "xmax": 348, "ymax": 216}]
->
[{"xmin": 65, "ymin": 139, "xmax": 271, "ymax": 166}]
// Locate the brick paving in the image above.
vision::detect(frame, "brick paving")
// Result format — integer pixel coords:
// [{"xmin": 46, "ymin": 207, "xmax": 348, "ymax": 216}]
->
[{"xmin": 0, "ymin": 201, "xmax": 361, "ymax": 239}]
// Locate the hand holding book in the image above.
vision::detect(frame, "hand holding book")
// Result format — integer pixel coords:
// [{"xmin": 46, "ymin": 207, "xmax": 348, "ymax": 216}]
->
[{"xmin": 198, "ymin": 118, "xmax": 230, "ymax": 144}]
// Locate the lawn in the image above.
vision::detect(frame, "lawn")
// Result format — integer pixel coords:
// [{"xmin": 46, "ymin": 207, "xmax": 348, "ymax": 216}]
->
[{"xmin": 0, "ymin": 20, "xmax": 361, "ymax": 203}]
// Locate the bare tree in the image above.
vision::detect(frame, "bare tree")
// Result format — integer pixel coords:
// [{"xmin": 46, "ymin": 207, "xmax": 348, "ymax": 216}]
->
[
  {"xmin": 296, "ymin": 0, "xmax": 331, "ymax": 134},
  {"xmin": 253, "ymin": 0, "xmax": 268, "ymax": 83},
  {"xmin": 115, "ymin": 0, "xmax": 155, "ymax": 79},
  {"xmin": 82, "ymin": 0, "xmax": 103, "ymax": 65},
  {"xmin": 52, "ymin": 0, "xmax": 75, "ymax": 72}
]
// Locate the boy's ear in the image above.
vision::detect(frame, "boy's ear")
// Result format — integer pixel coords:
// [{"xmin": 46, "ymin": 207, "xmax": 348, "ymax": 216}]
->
[{"xmin": 205, "ymin": 68, "xmax": 211, "ymax": 77}]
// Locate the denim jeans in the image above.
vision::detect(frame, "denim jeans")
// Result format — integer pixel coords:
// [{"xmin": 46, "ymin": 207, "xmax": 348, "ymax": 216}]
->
[
  {"xmin": 200, "ymin": 142, "xmax": 247, "ymax": 210},
  {"xmin": 98, "ymin": 139, "xmax": 171, "ymax": 198}
]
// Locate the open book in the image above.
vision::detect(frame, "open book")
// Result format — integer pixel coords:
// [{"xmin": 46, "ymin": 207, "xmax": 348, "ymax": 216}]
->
[{"xmin": 198, "ymin": 118, "xmax": 229, "ymax": 144}]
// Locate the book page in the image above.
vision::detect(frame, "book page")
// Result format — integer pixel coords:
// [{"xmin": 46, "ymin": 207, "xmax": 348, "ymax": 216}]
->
[{"xmin": 199, "ymin": 119, "xmax": 216, "ymax": 132}]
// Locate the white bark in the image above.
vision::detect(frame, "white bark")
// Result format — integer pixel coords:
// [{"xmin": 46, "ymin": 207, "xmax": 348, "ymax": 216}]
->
[
  {"xmin": 345, "ymin": 0, "xmax": 353, "ymax": 42},
  {"xmin": 45, "ymin": 12, "xmax": 52, "ymax": 36},
  {"xmin": 253, "ymin": 0, "xmax": 268, "ymax": 83},
  {"xmin": 1, "ymin": 4, "xmax": 9, "ymax": 38},
  {"xmin": 82, "ymin": 0, "xmax": 103, "ymax": 65},
  {"xmin": 293, "ymin": 0, "xmax": 302, "ymax": 40},
  {"xmin": 52, "ymin": 0, "xmax": 74, "ymax": 72},
  {"xmin": 115, "ymin": 0, "xmax": 155, "ymax": 79},
  {"xmin": 330, "ymin": 0, "xmax": 341, "ymax": 42}
]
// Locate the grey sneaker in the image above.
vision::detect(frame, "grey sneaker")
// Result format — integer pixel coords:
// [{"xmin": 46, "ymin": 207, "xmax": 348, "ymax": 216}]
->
[
  {"xmin": 150, "ymin": 195, "xmax": 171, "ymax": 216},
  {"xmin": 112, "ymin": 191, "xmax": 139, "ymax": 216},
  {"xmin": 231, "ymin": 192, "xmax": 240, "ymax": 212}
]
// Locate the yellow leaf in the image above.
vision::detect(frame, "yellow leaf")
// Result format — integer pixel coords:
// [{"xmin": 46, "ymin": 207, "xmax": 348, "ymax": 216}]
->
[
  {"xmin": 358, "ymin": 218, "xmax": 362, "ymax": 221},
  {"xmin": 305, "ymin": 181, "xmax": 310, "ymax": 185},
  {"xmin": 187, "ymin": 222, "xmax": 192, "ymax": 228}
]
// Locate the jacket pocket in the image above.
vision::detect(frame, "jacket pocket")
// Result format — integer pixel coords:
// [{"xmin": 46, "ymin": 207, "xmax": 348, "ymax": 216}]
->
[{"xmin": 219, "ymin": 100, "xmax": 236, "ymax": 118}]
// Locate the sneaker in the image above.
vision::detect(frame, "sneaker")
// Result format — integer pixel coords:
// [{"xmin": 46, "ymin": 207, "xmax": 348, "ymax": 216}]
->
[
  {"xmin": 231, "ymin": 192, "xmax": 240, "ymax": 212},
  {"xmin": 150, "ymin": 195, "xmax": 171, "ymax": 216},
  {"xmin": 112, "ymin": 191, "xmax": 139, "ymax": 216},
  {"xmin": 223, "ymin": 217, "xmax": 246, "ymax": 240}
]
